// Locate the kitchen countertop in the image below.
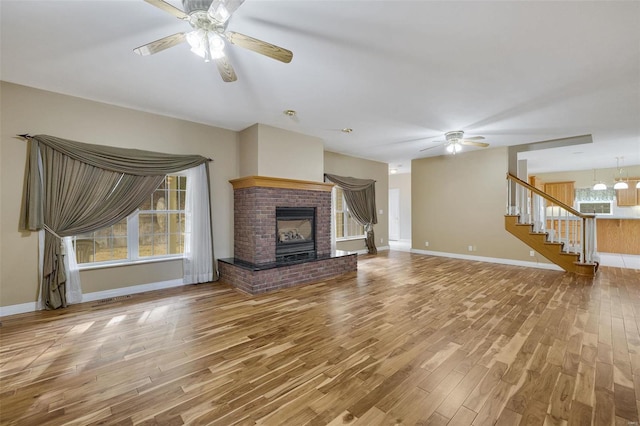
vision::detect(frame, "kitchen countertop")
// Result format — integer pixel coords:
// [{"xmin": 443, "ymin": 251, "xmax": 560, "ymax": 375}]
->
[
  {"xmin": 595, "ymin": 216, "xmax": 640, "ymax": 220},
  {"xmin": 546, "ymin": 215, "xmax": 640, "ymax": 220}
]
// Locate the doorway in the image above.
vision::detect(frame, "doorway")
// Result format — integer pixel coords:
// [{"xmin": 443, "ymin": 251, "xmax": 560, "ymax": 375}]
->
[{"xmin": 389, "ymin": 188, "xmax": 400, "ymax": 241}]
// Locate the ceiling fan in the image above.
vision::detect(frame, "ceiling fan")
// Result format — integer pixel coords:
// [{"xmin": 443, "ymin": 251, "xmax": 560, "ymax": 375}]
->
[
  {"xmin": 134, "ymin": 0, "xmax": 293, "ymax": 82},
  {"xmin": 420, "ymin": 130, "xmax": 490, "ymax": 155}
]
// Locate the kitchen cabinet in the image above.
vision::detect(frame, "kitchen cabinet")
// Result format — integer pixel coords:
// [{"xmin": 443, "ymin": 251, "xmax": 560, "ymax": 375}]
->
[
  {"xmin": 529, "ymin": 175, "xmax": 545, "ymax": 191},
  {"xmin": 597, "ymin": 218, "xmax": 640, "ymax": 255},
  {"xmin": 616, "ymin": 179, "xmax": 640, "ymax": 206},
  {"xmin": 544, "ymin": 181, "xmax": 575, "ymax": 207},
  {"xmin": 529, "ymin": 176, "xmax": 544, "ymax": 191}
]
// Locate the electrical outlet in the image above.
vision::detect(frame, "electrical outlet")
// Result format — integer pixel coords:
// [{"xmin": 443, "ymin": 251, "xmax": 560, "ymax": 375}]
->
[
  {"xmin": 378, "ymin": 209, "xmax": 384, "ymax": 215},
  {"xmin": 425, "ymin": 241, "xmax": 429, "ymax": 247},
  {"xmin": 380, "ymin": 238, "xmax": 383, "ymax": 243},
  {"xmin": 530, "ymin": 250, "xmax": 535, "ymax": 257},
  {"xmin": 468, "ymin": 245, "xmax": 474, "ymax": 252}
]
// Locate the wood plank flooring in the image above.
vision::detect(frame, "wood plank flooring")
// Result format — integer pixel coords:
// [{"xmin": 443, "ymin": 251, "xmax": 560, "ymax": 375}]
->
[{"xmin": 1, "ymin": 251, "xmax": 639, "ymax": 425}]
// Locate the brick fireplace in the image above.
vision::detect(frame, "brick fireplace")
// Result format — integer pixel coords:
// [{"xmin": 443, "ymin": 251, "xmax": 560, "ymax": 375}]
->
[{"xmin": 218, "ymin": 176, "xmax": 357, "ymax": 294}]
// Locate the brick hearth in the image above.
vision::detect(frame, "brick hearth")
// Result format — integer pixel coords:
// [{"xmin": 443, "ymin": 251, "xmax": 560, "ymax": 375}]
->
[{"xmin": 218, "ymin": 176, "xmax": 357, "ymax": 294}]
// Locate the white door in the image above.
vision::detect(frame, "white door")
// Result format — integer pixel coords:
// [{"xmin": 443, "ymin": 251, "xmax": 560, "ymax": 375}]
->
[{"xmin": 389, "ymin": 188, "xmax": 400, "ymax": 241}]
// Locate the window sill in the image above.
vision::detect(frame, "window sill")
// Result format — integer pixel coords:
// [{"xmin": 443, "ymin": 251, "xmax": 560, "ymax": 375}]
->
[
  {"xmin": 336, "ymin": 236, "xmax": 366, "ymax": 242},
  {"xmin": 78, "ymin": 255, "xmax": 183, "ymax": 271}
]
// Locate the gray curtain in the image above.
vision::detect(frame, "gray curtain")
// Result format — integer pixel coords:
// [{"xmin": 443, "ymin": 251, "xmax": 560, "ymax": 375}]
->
[
  {"xmin": 19, "ymin": 134, "xmax": 211, "ymax": 310},
  {"xmin": 324, "ymin": 173, "xmax": 378, "ymax": 254}
]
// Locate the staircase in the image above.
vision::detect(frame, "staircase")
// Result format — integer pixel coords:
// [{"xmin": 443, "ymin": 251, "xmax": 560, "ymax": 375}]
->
[{"xmin": 505, "ymin": 174, "xmax": 598, "ymax": 277}]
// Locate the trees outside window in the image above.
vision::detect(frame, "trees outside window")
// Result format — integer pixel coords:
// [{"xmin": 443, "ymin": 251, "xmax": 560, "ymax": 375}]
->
[{"xmin": 73, "ymin": 175, "xmax": 187, "ymax": 265}]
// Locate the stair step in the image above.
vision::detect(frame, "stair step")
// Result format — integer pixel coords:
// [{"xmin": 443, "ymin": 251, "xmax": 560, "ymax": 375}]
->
[
  {"xmin": 504, "ymin": 214, "xmax": 596, "ymax": 277},
  {"xmin": 543, "ymin": 241, "xmax": 563, "ymax": 247},
  {"xmin": 573, "ymin": 261, "xmax": 599, "ymax": 276},
  {"xmin": 559, "ymin": 252, "xmax": 580, "ymax": 258}
]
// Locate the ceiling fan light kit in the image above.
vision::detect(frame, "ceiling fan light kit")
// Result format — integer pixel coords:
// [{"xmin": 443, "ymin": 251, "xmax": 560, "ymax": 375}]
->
[
  {"xmin": 186, "ymin": 29, "xmax": 225, "ymax": 60},
  {"xmin": 135, "ymin": 0, "xmax": 293, "ymax": 82},
  {"xmin": 420, "ymin": 130, "xmax": 490, "ymax": 155},
  {"xmin": 446, "ymin": 142, "xmax": 462, "ymax": 154}
]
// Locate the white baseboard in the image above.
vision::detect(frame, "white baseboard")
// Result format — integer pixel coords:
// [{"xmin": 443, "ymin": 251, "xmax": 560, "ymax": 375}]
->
[
  {"xmin": 0, "ymin": 278, "xmax": 186, "ymax": 318},
  {"xmin": 81, "ymin": 279, "xmax": 186, "ymax": 303},
  {"xmin": 0, "ymin": 302, "xmax": 40, "ymax": 318},
  {"xmin": 410, "ymin": 249, "xmax": 564, "ymax": 271}
]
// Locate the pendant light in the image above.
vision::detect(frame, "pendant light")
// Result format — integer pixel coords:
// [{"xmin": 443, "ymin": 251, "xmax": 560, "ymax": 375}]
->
[
  {"xmin": 613, "ymin": 157, "xmax": 628, "ymax": 190},
  {"xmin": 613, "ymin": 181, "xmax": 628, "ymax": 190},
  {"xmin": 592, "ymin": 168, "xmax": 607, "ymax": 190}
]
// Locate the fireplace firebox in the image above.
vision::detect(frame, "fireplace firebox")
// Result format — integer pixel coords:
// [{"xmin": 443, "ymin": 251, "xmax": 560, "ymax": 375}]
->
[{"xmin": 275, "ymin": 207, "xmax": 316, "ymax": 261}]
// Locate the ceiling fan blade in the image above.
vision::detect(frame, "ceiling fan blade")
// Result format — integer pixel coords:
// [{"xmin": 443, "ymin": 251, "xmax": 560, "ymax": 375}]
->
[
  {"xmin": 225, "ymin": 31, "xmax": 293, "ymax": 63},
  {"xmin": 460, "ymin": 141, "xmax": 490, "ymax": 147},
  {"xmin": 208, "ymin": 0, "xmax": 245, "ymax": 23},
  {"xmin": 134, "ymin": 32, "xmax": 186, "ymax": 56},
  {"xmin": 462, "ymin": 136, "xmax": 485, "ymax": 141},
  {"xmin": 214, "ymin": 56, "xmax": 237, "ymax": 82},
  {"xmin": 420, "ymin": 144, "xmax": 444, "ymax": 152},
  {"xmin": 143, "ymin": 0, "xmax": 188, "ymax": 19}
]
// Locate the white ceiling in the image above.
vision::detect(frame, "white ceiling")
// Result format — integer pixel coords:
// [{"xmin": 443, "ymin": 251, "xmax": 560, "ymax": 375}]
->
[{"xmin": 1, "ymin": 0, "xmax": 639, "ymax": 174}]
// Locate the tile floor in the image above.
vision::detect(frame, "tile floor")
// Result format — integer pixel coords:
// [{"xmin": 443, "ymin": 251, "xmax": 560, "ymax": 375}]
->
[{"xmin": 598, "ymin": 252, "xmax": 640, "ymax": 269}]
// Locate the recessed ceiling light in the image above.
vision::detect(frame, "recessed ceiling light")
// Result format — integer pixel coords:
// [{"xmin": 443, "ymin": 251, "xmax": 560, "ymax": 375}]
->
[
  {"xmin": 341, "ymin": 128, "xmax": 353, "ymax": 133},
  {"xmin": 390, "ymin": 169, "xmax": 398, "ymax": 174},
  {"xmin": 283, "ymin": 109, "xmax": 297, "ymax": 116}
]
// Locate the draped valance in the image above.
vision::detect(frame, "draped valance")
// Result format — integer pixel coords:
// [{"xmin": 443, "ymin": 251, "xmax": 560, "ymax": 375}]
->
[
  {"xmin": 28, "ymin": 134, "xmax": 209, "ymax": 175},
  {"xmin": 20, "ymin": 134, "xmax": 210, "ymax": 232}
]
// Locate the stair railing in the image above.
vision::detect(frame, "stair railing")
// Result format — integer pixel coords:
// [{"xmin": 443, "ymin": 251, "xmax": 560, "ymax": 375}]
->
[{"xmin": 506, "ymin": 173, "xmax": 597, "ymax": 264}]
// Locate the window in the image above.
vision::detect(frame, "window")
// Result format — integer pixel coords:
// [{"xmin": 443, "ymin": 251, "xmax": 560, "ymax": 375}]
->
[
  {"xmin": 334, "ymin": 187, "xmax": 365, "ymax": 240},
  {"xmin": 577, "ymin": 201, "xmax": 612, "ymax": 215},
  {"xmin": 73, "ymin": 175, "xmax": 187, "ymax": 265}
]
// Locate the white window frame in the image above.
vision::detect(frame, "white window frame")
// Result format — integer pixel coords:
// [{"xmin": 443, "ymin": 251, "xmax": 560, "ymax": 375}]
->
[
  {"xmin": 334, "ymin": 187, "xmax": 366, "ymax": 241},
  {"xmin": 73, "ymin": 173, "xmax": 186, "ymax": 269},
  {"xmin": 576, "ymin": 201, "xmax": 613, "ymax": 215}
]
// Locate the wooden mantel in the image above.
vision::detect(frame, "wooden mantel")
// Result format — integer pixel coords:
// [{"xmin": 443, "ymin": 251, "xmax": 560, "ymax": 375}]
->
[{"xmin": 229, "ymin": 176, "xmax": 334, "ymax": 192}]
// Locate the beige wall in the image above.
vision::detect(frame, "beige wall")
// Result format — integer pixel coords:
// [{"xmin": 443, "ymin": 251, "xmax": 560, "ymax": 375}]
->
[
  {"xmin": 258, "ymin": 124, "xmax": 324, "ymax": 182},
  {"xmin": 238, "ymin": 124, "xmax": 259, "ymax": 177},
  {"xmin": 389, "ymin": 173, "xmax": 412, "ymax": 241},
  {"xmin": 0, "ymin": 82, "xmax": 238, "ymax": 307},
  {"xmin": 238, "ymin": 123, "xmax": 324, "ymax": 181},
  {"xmin": 324, "ymin": 151, "xmax": 389, "ymax": 252},
  {"xmin": 411, "ymin": 147, "xmax": 534, "ymax": 261}
]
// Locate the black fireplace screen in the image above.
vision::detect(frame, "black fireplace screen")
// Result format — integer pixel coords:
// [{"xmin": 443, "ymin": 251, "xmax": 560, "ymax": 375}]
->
[{"xmin": 275, "ymin": 207, "xmax": 316, "ymax": 260}]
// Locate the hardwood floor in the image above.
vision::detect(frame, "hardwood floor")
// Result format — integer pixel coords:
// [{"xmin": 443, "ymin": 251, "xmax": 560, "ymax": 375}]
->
[{"xmin": 1, "ymin": 251, "xmax": 640, "ymax": 425}]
